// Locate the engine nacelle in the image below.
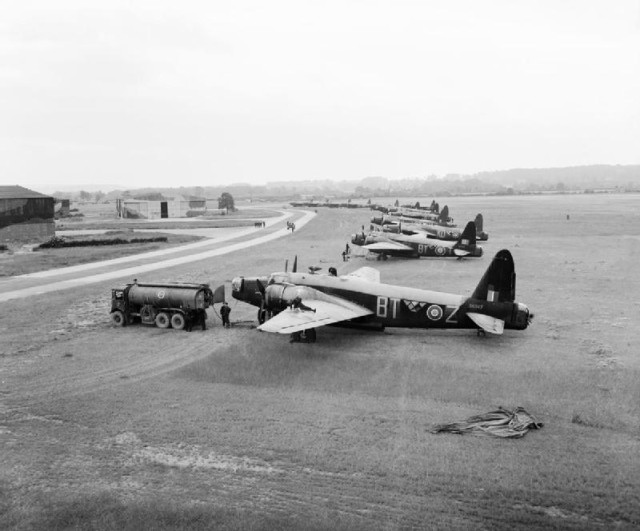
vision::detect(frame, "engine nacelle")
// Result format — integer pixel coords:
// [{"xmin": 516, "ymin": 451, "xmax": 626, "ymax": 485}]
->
[{"xmin": 264, "ymin": 284, "xmax": 321, "ymax": 311}]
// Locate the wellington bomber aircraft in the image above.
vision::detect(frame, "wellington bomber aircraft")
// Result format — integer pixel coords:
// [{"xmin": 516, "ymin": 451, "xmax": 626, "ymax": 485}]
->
[
  {"xmin": 379, "ymin": 214, "xmax": 489, "ymax": 242},
  {"xmin": 231, "ymin": 249, "xmax": 533, "ymax": 342},
  {"xmin": 352, "ymin": 221, "xmax": 483, "ymax": 259}
]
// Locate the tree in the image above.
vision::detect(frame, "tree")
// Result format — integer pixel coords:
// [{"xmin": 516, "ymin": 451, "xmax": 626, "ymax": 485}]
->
[
  {"xmin": 94, "ymin": 190, "xmax": 105, "ymax": 203},
  {"xmin": 218, "ymin": 192, "xmax": 235, "ymax": 213},
  {"xmin": 78, "ymin": 190, "xmax": 92, "ymax": 202}
]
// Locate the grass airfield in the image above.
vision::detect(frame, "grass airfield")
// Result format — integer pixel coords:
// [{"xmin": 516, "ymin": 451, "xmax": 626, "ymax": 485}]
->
[{"xmin": 1, "ymin": 194, "xmax": 639, "ymax": 530}]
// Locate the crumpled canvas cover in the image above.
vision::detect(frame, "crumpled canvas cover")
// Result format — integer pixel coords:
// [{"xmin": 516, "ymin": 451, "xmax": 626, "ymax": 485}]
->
[{"xmin": 430, "ymin": 407, "xmax": 543, "ymax": 438}]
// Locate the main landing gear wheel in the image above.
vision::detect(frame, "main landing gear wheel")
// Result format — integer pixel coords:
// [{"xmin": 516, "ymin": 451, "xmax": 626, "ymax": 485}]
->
[
  {"xmin": 258, "ymin": 306, "xmax": 267, "ymax": 324},
  {"xmin": 300, "ymin": 328, "xmax": 317, "ymax": 343},
  {"xmin": 111, "ymin": 310, "xmax": 126, "ymax": 327},
  {"xmin": 155, "ymin": 312, "xmax": 171, "ymax": 329},
  {"xmin": 171, "ymin": 313, "xmax": 186, "ymax": 330}
]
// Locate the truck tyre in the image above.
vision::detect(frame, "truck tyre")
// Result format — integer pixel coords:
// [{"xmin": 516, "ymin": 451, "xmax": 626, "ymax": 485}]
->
[
  {"xmin": 171, "ymin": 313, "xmax": 186, "ymax": 330},
  {"xmin": 155, "ymin": 312, "xmax": 171, "ymax": 329},
  {"xmin": 111, "ymin": 310, "xmax": 126, "ymax": 327}
]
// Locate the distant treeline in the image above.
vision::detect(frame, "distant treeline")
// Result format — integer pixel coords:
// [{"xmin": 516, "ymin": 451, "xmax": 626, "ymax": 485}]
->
[{"xmin": 51, "ymin": 164, "xmax": 640, "ymax": 202}]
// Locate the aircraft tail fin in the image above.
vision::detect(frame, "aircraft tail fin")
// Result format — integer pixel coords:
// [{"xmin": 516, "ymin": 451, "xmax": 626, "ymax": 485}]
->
[
  {"xmin": 471, "ymin": 249, "xmax": 516, "ymax": 302},
  {"xmin": 474, "ymin": 213, "xmax": 484, "ymax": 232},
  {"xmin": 454, "ymin": 221, "xmax": 476, "ymax": 251},
  {"xmin": 438, "ymin": 205, "xmax": 449, "ymax": 224}
]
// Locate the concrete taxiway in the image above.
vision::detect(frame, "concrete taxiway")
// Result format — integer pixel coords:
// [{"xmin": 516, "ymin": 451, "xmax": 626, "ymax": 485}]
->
[{"xmin": 0, "ymin": 209, "xmax": 315, "ymax": 302}]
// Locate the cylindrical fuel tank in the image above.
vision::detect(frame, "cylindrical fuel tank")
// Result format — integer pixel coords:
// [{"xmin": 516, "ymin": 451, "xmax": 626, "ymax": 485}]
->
[{"xmin": 127, "ymin": 283, "xmax": 212, "ymax": 310}]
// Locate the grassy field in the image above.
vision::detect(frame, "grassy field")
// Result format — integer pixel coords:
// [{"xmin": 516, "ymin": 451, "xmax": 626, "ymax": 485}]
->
[
  {"xmin": 0, "ymin": 231, "xmax": 203, "ymax": 277},
  {"xmin": 0, "ymin": 193, "xmax": 639, "ymax": 530}
]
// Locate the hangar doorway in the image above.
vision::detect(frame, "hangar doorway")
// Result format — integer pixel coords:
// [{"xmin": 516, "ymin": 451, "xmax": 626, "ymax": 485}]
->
[{"xmin": 160, "ymin": 201, "xmax": 168, "ymax": 218}]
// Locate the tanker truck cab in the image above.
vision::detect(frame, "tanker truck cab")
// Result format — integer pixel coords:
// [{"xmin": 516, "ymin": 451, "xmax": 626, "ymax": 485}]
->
[{"xmin": 110, "ymin": 281, "xmax": 216, "ymax": 331}]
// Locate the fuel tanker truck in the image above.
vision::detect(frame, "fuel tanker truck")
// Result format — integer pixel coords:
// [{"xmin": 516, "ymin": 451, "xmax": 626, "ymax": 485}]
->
[{"xmin": 110, "ymin": 281, "xmax": 223, "ymax": 331}]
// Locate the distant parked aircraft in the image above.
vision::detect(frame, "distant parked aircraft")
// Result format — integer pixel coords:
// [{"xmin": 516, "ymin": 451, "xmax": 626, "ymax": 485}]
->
[
  {"xmin": 352, "ymin": 221, "xmax": 483, "ymax": 259},
  {"xmin": 380, "ymin": 214, "xmax": 488, "ymax": 241}
]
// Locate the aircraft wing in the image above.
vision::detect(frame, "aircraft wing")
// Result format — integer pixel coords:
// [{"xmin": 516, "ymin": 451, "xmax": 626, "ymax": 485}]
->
[
  {"xmin": 363, "ymin": 241, "xmax": 414, "ymax": 254},
  {"xmin": 467, "ymin": 312, "xmax": 505, "ymax": 335},
  {"xmin": 258, "ymin": 293, "xmax": 374, "ymax": 334},
  {"xmin": 344, "ymin": 267, "xmax": 380, "ymax": 283}
]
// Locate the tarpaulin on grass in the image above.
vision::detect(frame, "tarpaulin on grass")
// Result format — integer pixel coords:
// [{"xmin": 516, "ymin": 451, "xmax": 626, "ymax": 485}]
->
[{"xmin": 430, "ymin": 407, "xmax": 543, "ymax": 438}]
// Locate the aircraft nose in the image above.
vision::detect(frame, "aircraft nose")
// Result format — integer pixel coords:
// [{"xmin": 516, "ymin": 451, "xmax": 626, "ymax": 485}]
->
[{"xmin": 231, "ymin": 276, "xmax": 243, "ymax": 293}]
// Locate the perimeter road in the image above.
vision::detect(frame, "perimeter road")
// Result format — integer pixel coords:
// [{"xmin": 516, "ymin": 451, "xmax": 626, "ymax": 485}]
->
[{"xmin": 0, "ymin": 210, "xmax": 315, "ymax": 302}]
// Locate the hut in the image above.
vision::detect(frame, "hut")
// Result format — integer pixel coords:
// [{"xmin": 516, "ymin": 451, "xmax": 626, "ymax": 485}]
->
[{"xmin": 116, "ymin": 195, "xmax": 207, "ymax": 219}]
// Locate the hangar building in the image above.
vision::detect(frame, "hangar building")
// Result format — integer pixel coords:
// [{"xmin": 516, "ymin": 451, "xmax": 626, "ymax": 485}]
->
[
  {"xmin": 115, "ymin": 196, "xmax": 207, "ymax": 219},
  {"xmin": 0, "ymin": 185, "xmax": 55, "ymax": 243}
]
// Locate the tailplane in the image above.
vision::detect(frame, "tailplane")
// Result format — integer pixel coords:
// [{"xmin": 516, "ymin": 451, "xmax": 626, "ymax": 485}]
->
[{"xmin": 472, "ymin": 249, "xmax": 516, "ymax": 302}]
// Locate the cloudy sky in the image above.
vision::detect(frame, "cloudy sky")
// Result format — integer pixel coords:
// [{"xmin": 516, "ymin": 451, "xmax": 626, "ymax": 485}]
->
[{"xmin": 1, "ymin": 0, "xmax": 639, "ymax": 191}]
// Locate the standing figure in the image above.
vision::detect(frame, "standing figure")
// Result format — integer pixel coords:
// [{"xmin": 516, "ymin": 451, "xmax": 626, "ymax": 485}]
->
[{"xmin": 220, "ymin": 302, "xmax": 231, "ymax": 328}]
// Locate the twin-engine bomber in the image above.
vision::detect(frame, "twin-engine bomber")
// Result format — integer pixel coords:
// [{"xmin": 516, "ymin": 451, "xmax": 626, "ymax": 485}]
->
[
  {"xmin": 231, "ymin": 249, "xmax": 533, "ymax": 343},
  {"xmin": 110, "ymin": 281, "xmax": 218, "ymax": 331}
]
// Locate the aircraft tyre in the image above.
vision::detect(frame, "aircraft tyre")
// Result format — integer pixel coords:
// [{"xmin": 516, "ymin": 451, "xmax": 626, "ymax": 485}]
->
[
  {"xmin": 111, "ymin": 310, "xmax": 126, "ymax": 327},
  {"xmin": 155, "ymin": 312, "xmax": 171, "ymax": 329},
  {"xmin": 171, "ymin": 313, "xmax": 186, "ymax": 330},
  {"xmin": 258, "ymin": 307, "xmax": 267, "ymax": 324},
  {"xmin": 300, "ymin": 328, "xmax": 316, "ymax": 343}
]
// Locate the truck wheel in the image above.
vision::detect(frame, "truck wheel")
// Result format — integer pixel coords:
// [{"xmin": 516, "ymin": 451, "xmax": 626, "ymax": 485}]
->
[
  {"xmin": 155, "ymin": 312, "xmax": 171, "ymax": 329},
  {"xmin": 171, "ymin": 313, "xmax": 186, "ymax": 330},
  {"xmin": 111, "ymin": 310, "xmax": 126, "ymax": 327}
]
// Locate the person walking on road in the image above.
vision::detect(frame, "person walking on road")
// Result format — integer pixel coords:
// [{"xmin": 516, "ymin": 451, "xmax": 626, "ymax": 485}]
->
[{"xmin": 220, "ymin": 302, "xmax": 231, "ymax": 328}]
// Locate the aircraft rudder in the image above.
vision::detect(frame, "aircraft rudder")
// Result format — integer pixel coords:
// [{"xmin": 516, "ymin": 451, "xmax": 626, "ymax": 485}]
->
[
  {"xmin": 471, "ymin": 249, "xmax": 516, "ymax": 302},
  {"xmin": 438, "ymin": 205, "xmax": 449, "ymax": 223},
  {"xmin": 455, "ymin": 221, "xmax": 476, "ymax": 249}
]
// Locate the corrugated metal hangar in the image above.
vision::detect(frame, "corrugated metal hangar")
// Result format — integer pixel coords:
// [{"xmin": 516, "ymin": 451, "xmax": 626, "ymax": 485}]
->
[{"xmin": 0, "ymin": 185, "xmax": 55, "ymax": 243}]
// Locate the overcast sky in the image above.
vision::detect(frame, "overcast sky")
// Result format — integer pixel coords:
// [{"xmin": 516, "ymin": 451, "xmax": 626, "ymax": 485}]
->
[{"xmin": 2, "ymin": 0, "xmax": 639, "ymax": 191}]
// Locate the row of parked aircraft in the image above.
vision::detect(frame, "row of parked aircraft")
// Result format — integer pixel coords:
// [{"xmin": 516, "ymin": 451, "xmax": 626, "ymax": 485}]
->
[
  {"xmin": 351, "ymin": 203, "xmax": 488, "ymax": 260},
  {"xmin": 230, "ymin": 200, "xmax": 533, "ymax": 343}
]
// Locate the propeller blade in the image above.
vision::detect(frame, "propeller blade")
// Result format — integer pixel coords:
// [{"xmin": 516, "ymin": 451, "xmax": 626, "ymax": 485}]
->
[
  {"xmin": 292, "ymin": 255, "xmax": 298, "ymax": 273},
  {"xmin": 284, "ymin": 259, "xmax": 288, "ymax": 272},
  {"xmin": 256, "ymin": 278, "xmax": 266, "ymax": 296}
]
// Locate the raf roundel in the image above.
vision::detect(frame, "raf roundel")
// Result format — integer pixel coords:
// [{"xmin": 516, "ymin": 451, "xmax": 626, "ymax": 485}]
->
[
  {"xmin": 157, "ymin": 290, "xmax": 166, "ymax": 299},
  {"xmin": 426, "ymin": 304, "xmax": 443, "ymax": 321},
  {"xmin": 435, "ymin": 246, "xmax": 445, "ymax": 256}
]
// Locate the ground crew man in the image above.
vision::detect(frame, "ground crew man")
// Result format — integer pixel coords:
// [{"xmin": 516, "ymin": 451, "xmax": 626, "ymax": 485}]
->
[{"xmin": 220, "ymin": 302, "xmax": 231, "ymax": 328}]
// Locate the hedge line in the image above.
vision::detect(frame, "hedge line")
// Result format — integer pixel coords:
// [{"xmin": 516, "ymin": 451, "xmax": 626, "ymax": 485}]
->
[{"xmin": 38, "ymin": 236, "xmax": 168, "ymax": 249}]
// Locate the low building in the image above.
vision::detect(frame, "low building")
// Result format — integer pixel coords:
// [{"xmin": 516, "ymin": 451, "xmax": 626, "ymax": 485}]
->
[
  {"xmin": 0, "ymin": 185, "xmax": 55, "ymax": 243},
  {"xmin": 116, "ymin": 195, "xmax": 207, "ymax": 219}
]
